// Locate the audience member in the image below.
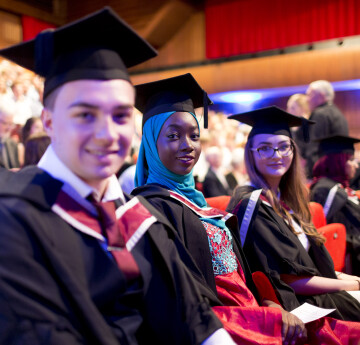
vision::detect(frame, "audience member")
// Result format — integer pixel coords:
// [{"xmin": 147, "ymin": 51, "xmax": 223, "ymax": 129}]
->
[
  {"xmin": 21, "ymin": 116, "xmax": 44, "ymax": 144},
  {"xmin": 0, "ymin": 102, "xmax": 20, "ymax": 169},
  {"xmin": 203, "ymin": 146, "xmax": 232, "ymax": 197},
  {"xmin": 304, "ymin": 80, "xmax": 349, "ymax": 177},
  {"xmin": 311, "ymin": 135, "xmax": 360, "ymax": 276},
  {"xmin": 0, "ymin": 8, "xmax": 226, "ymax": 344},
  {"xmin": 225, "ymin": 147, "xmax": 248, "ymax": 193},
  {"xmin": 23, "ymin": 132, "xmax": 50, "ymax": 166},
  {"xmin": 286, "ymin": 93, "xmax": 311, "ymax": 175},
  {"xmin": 228, "ymin": 106, "xmax": 360, "ymax": 323}
]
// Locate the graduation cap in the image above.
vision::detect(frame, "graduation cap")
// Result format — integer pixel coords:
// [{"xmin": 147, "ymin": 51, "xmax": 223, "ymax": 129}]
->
[
  {"xmin": 0, "ymin": 7, "xmax": 157, "ymax": 99},
  {"xmin": 135, "ymin": 73, "xmax": 213, "ymax": 128},
  {"xmin": 228, "ymin": 105, "xmax": 314, "ymax": 141},
  {"xmin": 316, "ymin": 135, "xmax": 360, "ymax": 157}
]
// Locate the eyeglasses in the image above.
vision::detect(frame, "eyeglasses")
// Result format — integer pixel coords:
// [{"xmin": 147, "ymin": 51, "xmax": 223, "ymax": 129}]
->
[{"xmin": 251, "ymin": 143, "xmax": 293, "ymax": 159}]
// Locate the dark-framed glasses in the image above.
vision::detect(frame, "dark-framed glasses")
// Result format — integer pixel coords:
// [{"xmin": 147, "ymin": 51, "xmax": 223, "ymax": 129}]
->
[{"xmin": 251, "ymin": 143, "xmax": 293, "ymax": 159}]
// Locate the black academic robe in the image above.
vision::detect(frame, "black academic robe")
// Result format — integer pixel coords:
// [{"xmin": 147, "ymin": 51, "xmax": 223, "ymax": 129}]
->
[
  {"xmin": 0, "ymin": 167, "xmax": 222, "ymax": 345},
  {"xmin": 304, "ymin": 103, "xmax": 348, "ymax": 177},
  {"xmin": 310, "ymin": 177, "xmax": 360, "ymax": 276},
  {"xmin": 232, "ymin": 185, "xmax": 360, "ymax": 322},
  {"xmin": 202, "ymin": 168, "xmax": 231, "ymax": 198},
  {"xmin": 131, "ymin": 184, "xmax": 260, "ymax": 305}
]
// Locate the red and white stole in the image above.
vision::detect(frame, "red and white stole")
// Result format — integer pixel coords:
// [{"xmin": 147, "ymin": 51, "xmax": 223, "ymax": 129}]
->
[{"xmin": 52, "ymin": 187, "xmax": 157, "ymax": 280}]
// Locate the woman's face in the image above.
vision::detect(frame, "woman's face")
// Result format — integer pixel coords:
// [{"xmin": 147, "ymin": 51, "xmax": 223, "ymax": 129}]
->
[
  {"xmin": 251, "ymin": 134, "xmax": 293, "ymax": 189},
  {"xmin": 345, "ymin": 156, "xmax": 358, "ymax": 180},
  {"xmin": 30, "ymin": 118, "xmax": 44, "ymax": 136},
  {"xmin": 157, "ymin": 112, "xmax": 201, "ymax": 175}
]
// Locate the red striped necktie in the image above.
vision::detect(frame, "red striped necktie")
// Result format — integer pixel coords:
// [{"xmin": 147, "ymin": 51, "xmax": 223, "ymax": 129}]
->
[{"xmin": 90, "ymin": 198, "xmax": 140, "ymax": 281}]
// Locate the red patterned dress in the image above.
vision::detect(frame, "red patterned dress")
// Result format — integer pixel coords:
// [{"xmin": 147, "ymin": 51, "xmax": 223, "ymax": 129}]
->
[{"xmin": 202, "ymin": 220, "xmax": 360, "ymax": 345}]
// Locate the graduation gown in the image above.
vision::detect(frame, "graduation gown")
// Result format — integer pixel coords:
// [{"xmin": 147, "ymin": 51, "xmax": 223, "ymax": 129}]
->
[
  {"xmin": 233, "ymin": 185, "xmax": 360, "ymax": 322},
  {"xmin": 0, "ymin": 167, "xmax": 222, "ymax": 345},
  {"xmin": 132, "ymin": 183, "xmax": 259, "ymax": 303},
  {"xmin": 202, "ymin": 168, "xmax": 231, "ymax": 198},
  {"xmin": 132, "ymin": 184, "xmax": 292, "ymax": 345},
  {"xmin": 310, "ymin": 177, "xmax": 360, "ymax": 276}
]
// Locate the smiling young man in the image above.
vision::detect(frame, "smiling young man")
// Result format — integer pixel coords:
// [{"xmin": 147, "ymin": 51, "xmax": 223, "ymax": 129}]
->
[{"xmin": 0, "ymin": 8, "xmax": 231, "ymax": 345}]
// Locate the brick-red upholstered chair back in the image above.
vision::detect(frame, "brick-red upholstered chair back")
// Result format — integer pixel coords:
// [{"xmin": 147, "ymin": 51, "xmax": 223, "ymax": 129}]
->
[
  {"xmin": 309, "ymin": 202, "xmax": 346, "ymax": 272},
  {"xmin": 309, "ymin": 201, "xmax": 327, "ymax": 229},
  {"xmin": 205, "ymin": 195, "xmax": 231, "ymax": 211}
]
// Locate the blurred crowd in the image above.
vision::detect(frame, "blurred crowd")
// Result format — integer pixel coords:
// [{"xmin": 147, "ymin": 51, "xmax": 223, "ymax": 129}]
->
[{"xmin": 0, "ymin": 59, "xmax": 47, "ymax": 169}]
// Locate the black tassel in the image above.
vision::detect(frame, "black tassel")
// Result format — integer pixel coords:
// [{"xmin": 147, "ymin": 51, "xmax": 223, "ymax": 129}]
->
[{"xmin": 203, "ymin": 91, "xmax": 208, "ymax": 128}]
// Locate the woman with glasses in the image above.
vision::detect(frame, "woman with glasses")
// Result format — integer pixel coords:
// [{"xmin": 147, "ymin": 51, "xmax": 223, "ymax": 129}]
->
[
  {"xmin": 310, "ymin": 135, "xmax": 360, "ymax": 277},
  {"xmin": 227, "ymin": 106, "xmax": 360, "ymax": 322}
]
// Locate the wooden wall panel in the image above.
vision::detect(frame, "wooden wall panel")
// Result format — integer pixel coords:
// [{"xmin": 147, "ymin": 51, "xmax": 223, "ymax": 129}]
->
[
  {"xmin": 0, "ymin": 0, "xmax": 66, "ymax": 25},
  {"xmin": 130, "ymin": 46, "xmax": 360, "ymax": 94},
  {"xmin": 67, "ymin": 0, "xmax": 167, "ymax": 32},
  {"xmin": 0, "ymin": 11, "xmax": 22, "ymax": 49},
  {"xmin": 131, "ymin": 11, "xmax": 205, "ymax": 70}
]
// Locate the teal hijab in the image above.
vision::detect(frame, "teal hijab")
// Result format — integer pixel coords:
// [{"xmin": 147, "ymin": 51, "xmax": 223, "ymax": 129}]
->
[
  {"xmin": 135, "ymin": 111, "xmax": 207, "ymax": 207},
  {"xmin": 134, "ymin": 111, "xmax": 227, "ymax": 229}
]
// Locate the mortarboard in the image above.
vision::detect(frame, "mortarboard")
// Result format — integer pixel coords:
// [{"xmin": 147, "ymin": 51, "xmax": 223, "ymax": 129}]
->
[
  {"xmin": 228, "ymin": 105, "xmax": 314, "ymax": 141},
  {"xmin": 135, "ymin": 73, "xmax": 213, "ymax": 128},
  {"xmin": 0, "ymin": 7, "xmax": 157, "ymax": 99},
  {"xmin": 316, "ymin": 135, "xmax": 360, "ymax": 157}
]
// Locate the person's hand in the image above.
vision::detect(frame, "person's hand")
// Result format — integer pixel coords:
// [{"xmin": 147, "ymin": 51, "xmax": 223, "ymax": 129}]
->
[
  {"xmin": 336, "ymin": 271, "xmax": 360, "ymax": 281},
  {"xmin": 263, "ymin": 300, "xmax": 307, "ymax": 345},
  {"xmin": 280, "ymin": 309, "xmax": 307, "ymax": 345}
]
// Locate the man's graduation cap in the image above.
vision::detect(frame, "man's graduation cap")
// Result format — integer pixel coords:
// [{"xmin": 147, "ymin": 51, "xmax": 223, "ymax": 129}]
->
[
  {"xmin": 135, "ymin": 73, "xmax": 212, "ymax": 128},
  {"xmin": 228, "ymin": 105, "xmax": 314, "ymax": 141},
  {"xmin": 316, "ymin": 135, "xmax": 360, "ymax": 157},
  {"xmin": 0, "ymin": 7, "xmax": 157, "ymax": 99}
]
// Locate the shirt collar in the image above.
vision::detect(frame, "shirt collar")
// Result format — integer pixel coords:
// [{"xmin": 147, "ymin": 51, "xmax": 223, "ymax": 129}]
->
[{"xmin": 38, "ymin": 144, "xmax": 125, "ymax": 203}]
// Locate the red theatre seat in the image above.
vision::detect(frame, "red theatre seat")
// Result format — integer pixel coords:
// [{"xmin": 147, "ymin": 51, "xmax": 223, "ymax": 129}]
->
[
  {"xmin": 252, "ymin": 271, "xmax": 281, "ymax": 305},
  {"xmin": 205, "ymin": 195, "xmax": 231, "ymax": 211},
  {"xmin": 309, "ymin": 202, "xmax": 346, "ymax": 272},
  {"xmin": 309, "ymin": 201, "xmax": 327, "ymax": 229},
  {"xmin": 319, "ymin": 223, "xmax": 347, "ymax": 272}
]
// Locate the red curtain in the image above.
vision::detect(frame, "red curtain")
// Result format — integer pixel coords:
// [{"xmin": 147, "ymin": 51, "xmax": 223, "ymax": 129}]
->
[
  {"xmin": 22, "ymin": 15, "xmax": 56, "ymax": 41},
  {"xmin": 205, "ymin": 0, "xmax": 360, "ymax": 59}
]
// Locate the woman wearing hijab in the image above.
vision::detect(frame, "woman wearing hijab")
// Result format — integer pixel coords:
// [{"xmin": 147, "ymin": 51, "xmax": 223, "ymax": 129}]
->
[
  {"xmin": 310, "ymin": 135, "xmax": 360, "ymax": 276},
  {"xmin": 227, "ymin": 107, "xmax": 360, "ymax": 327},
  {"xmin": 132, "ymin": 75, "xmax": 360, "ymax": 344}
]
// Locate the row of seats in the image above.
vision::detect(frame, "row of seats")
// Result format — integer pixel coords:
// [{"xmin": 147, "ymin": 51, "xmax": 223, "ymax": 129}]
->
[{"xmin": 205, "ymin": 196, "xmax": 347, "ymax": 273}]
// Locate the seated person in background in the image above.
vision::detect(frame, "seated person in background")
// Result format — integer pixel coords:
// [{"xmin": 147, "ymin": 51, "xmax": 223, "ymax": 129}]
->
[
  {"xmin": 350, "ymin": 164, "xmax": 360, "ymax": 190},
  {"xmin": 286, "ymin": 93, "xmax": 311, "ymax": 177},
  {"xmin": 17, "ymin": 116, "xmax": 44, "ymax": 166},
  {"xmin": 304, "ymin": 80, "xmax": 349, "ymax": 178},
  {"xmin": 203, "ymin": 146, "xmax": 232, "ymax": 197},
  {"xmin": 227, "ymin": 106, "xmax": 360, "ymax": 324},
  {"xmin": 118, "ymin": 163, "xmax": 136, "ymax": 194},
  {"xmin": 132, "ymin": 74, "xmax": 360, "ymax": 344},
  {"xmin": 0, "ymin": 8, "xmax": 227, "ymax": 345},
  {"xmin": 310, "ymin": 135, "xmax": 360, "ymax": 276},
  {"xmin": 23, "ymin": 132, "xmax": 50, "ymax": 166},
  {"xmin": 21, "ymin": 116, "xmax": 44, "ymax": 144},
  {"xmin": 0, "ymin": 102, "xmax": 20, "ymax": 170},
  {"xmin": 225, "ymin": 147, "xmax": 249, "ymax": 194}
]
